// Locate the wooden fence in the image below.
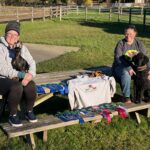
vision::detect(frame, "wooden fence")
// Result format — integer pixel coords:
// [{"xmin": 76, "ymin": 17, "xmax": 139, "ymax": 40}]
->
[
  {"xmin": 0, "ymin": 6, "xmax": 70, "ymax": 22},
  {"xmin": 0, "ymin": 5, "xmax": 150, "ymax": 30}
]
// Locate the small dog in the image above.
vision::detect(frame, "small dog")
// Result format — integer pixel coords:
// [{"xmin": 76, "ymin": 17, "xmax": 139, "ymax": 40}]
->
[
  {"xmin": 132, "ymin": 52, "xmax": 150, "ymax": 103},
  {"xmin": 11, "ymin": 42, "xmax": 29, "ymax": 80}
]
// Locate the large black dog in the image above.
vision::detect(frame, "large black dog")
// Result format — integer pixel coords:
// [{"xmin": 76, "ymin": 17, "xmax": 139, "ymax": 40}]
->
[{"xmin": 132, "ymin": 52, "xmax": 150, "ymax": 103}]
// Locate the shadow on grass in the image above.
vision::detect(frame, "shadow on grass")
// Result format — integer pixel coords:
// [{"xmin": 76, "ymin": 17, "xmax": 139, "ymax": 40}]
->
[
  {"xmin": 34, "ymin": 95, "xmax": 70, "ymax": 116},
  {"xmin": 80, "ymin": 20, "xmax": 150, "ymax": 38}
]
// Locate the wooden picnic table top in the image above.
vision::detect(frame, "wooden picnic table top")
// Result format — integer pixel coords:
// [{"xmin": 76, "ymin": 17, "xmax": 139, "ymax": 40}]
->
[{"xmin": 34, "ymin": 66, "xmax": 112, "ymax": 84}]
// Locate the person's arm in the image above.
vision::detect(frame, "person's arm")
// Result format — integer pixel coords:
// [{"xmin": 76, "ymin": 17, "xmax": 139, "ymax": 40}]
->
[
  {"xmin": 0, "ymin": 45, "xmax": 21, "ymax": 78},
  {"xmin": 21, "ymin": 45, "xmax": 36, "ymax": 77},
  {"xmin": 114, "ymin": 40, "xmax": 132, "ymax": 71},
  {"xmin": 21, "ymin": 45, "xmax": 36, "ymax": 86},
  {"xmin": 137, "ymin": 39, "xmax": 147, "ymax": 55}
]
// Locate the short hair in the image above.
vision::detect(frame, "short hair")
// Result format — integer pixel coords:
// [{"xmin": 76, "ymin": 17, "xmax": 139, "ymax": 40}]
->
[{"xmin": 124, "ymin": 25, "xmax": 137, "ymax": 33}]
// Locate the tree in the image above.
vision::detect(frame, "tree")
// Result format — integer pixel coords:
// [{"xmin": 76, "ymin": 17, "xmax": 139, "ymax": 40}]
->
[{"xmin": 83, "ymin": 0, "xmax": 93, "ymax": 7}]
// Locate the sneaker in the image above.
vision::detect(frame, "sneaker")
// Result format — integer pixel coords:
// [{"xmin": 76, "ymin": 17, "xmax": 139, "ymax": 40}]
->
[
  {"xmin": 25, "ymin": 111, "xmax": 38, "ymax": 123},
  {"xmin": 8, "ymin": 114, "xmax": 23, "ymax": 127}
]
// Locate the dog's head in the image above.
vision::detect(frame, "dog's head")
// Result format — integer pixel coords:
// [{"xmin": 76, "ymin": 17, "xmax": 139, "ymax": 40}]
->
[
  {"xmin": 11, "ymin": 42, "xmax": 29, "ymax": 72},
  {"xmin": 132, "ymin": 52, "xmax": 149, "ymax": 67}
]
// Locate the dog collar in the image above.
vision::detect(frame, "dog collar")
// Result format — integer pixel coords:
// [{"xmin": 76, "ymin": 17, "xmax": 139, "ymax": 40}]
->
[{"xmin": 137, "ymin": 65, "xmax": 147, "ymax": 71}]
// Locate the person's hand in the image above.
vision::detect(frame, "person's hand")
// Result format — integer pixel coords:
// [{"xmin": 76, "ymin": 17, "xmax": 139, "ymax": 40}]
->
[
  {"xmin": 128, "ymin": 69, "xmax": 136, "ymax": 76},
  {"xmin": 22, "ymin": 73, "xmax": 33, "ymax": 86},
  {"xmin": 147, "ymin": 71, "xmax": 150, "ymax": 80}
]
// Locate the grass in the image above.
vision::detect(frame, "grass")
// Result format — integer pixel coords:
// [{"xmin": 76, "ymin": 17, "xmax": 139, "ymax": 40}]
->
[{"xmin": 0, "ymin": 11, "xmax": 150, "ymax": 150}]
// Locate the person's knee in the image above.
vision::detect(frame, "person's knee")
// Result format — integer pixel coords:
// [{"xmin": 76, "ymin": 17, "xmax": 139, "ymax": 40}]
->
[
  {"xmin": 27, "ymin": 81, "xmax": 36, "ymax": 89},
  {"xmin": 122, "ymin": 71, "xmax": 131, "ymax": 81},
  {"xmin": 24, "ymin": 81, "xmax": 36, "ymax": 94}
]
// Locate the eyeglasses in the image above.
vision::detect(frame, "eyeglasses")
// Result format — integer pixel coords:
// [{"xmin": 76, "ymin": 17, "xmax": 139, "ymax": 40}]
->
[{"xmin": 6, "ymin": 32, "xmax": 19, "ymax": 38}]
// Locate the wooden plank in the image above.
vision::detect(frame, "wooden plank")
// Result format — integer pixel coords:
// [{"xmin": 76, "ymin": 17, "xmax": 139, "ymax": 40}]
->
[
  {"xmin": 43, "ymin": 130, "xmax": 47, "ymax": 142},
  {"xmin": 125, "ymin": 102, "xmax": 150, "ymax": 112},
  {"xmin": 34, "ymin": 69, "xmax": 91, "ymax": 84},
  {"xmin": 0, "ymin": 110, "xmax": 120, "ymax": 138},
  {"xmin": 135, "ymin": 112, "xmax": 141, "ymax": 124},
  {"xmin": 147, "ymin": 107, "xmax": 150, "ymax": 117},
  {"xmin": 34, "ymin": 93, "xmax": 53, "ymax": 107},
  {"xmin": 29, "ymin": 133, "xmax": 36, "ymax": 150},
  {"xmin": 0, "ymin": 115, "xmax": 103, "ymax": 138}
]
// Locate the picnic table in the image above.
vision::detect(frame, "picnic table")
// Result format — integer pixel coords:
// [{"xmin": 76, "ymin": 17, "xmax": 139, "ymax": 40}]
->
[{"xmin": 0, "ymin": 67, "xmax": 150, "ymax": 150}]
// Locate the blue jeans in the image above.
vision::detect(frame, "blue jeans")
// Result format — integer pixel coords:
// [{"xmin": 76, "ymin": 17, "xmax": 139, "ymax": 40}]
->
[{"xmin": 112, "ymin": 65, "xmax": 131, "ymax": 98}]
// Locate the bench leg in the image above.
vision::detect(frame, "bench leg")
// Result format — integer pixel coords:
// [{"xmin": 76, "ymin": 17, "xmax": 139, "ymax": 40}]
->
[
  {"xmin": 43, "ymin": 130, "xmax": 48, "ymax": 142},
  {"xmin": 147, "ymin": 108, "xmax": 150, "ymax": 117},
  {"xmin": 26, "ymin": 134, "xmax": 36, "ymax": 150},
  {"xmin": 135, "ymin": 112, "xmax": 141, "ymax": 124}
]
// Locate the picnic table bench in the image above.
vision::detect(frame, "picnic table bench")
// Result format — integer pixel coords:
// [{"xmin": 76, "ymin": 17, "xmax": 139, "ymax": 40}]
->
[{"xmin": 0, "ymin": 67, "xmax": 150, "ymax": 150}]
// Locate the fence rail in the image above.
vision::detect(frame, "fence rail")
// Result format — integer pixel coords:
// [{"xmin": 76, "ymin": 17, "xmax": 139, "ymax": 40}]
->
[{"xmin": 0, "ymin": 6, "xmax": 69, "ymax": 22}]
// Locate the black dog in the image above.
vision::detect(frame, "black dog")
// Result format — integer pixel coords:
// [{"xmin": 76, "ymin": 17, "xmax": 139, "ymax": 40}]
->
[
  {"xmin": 132, "ymin": 52, "xmax": 150, "ymax": 103},
  {"xmin": 11, "ymin": 42, "xmax": 29, "ymax": 80}
]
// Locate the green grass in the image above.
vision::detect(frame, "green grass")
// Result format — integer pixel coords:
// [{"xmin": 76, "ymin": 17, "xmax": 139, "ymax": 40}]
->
[{"xmin": 0, "ymin": 11, "xmax": 150, "ymax": 150}]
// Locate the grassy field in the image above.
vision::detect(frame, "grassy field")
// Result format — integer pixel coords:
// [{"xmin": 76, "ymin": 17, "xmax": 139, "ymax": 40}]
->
[{"xmin": 0, "ymin": 12, "xmax": 150, "ymax": 150}]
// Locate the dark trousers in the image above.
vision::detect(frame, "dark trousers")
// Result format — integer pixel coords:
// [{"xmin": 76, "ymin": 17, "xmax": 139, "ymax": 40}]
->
[{"xmin": 0, "ymin": 78, "xmax": 36, "ymax": 115}]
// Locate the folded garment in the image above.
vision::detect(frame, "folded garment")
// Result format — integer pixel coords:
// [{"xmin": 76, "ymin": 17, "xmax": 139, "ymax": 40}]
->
[
  {"xmin": 79, "ymin": 108, "xmax": 95, "ymax": 117},
  {"xmin": 56, "ymin": 111, "xmax": 85, "ymax": 124},
  {"xmin": 60, "ymin": 82, "xmax": 69, "ymax": 95},
  {"xmin": 116, "ymin": 106, "xmax": 128, "ymax": 118},
  {"xmin": 36, "ymin": 85, "xmax": 50, "ymax": 94}
]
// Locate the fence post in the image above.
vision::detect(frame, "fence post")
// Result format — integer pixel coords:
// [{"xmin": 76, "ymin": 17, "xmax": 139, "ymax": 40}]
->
[
  {"xmin": 129, "ymin": 8, "xmax": 132, "ymax": 24},
  {"xmin": 59, "ymin": 6, "xmax": 62, "ymax": 21},
  {"xmin": 109, "ymin": 8, "xmax": 112, "ymax": 21},
  {"xmin": 98, "ymin": 5, "xmax": 101, "ymax": 14},
  {"xmin": 50, "ymin": 6, "xmax": 52, "ymax": 19},
  {"xmin": 141, "ymin": 6, "xmax": 143, "ymax": 15},
  {"xmin": 43, "ymin": 7, "xmax": 45, "ymax": 21},
  {"xmin": 56, "ymin": 6, "xmax": 58, "ymax": 17},
  {"xmin": 85, "ymin": 7, "xmax": 87, "ymax": 21},
  {"xmin": 31, "ymin": 7, "xmax": 34, "ymax": 22},
  {"xmin": 118, "ymin": 7, "xmax": 120, "ymax": 22},
  {"xmin": 120, "ymin": 7, "xmax": 122, "ymax": 15},
  {"xmin": 16, "ymin": 7, "xmax": 19, "ymax": 22},
  {"xmin": 66, "ymin": 6, "xmax": 68, "ymax": 15},
  {"xmin": 143, "ymin": 9, "xmax": 146, "ymax": 31},
  {"xmin": 77, "ymin": 5, "xmax": 79, "ymax": 15}
]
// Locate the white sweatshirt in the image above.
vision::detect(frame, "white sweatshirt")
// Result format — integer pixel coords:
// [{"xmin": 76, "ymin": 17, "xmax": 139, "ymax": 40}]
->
[{"xmin": 68, "ymin": 76, "xmax": 116, "ymax": 110}]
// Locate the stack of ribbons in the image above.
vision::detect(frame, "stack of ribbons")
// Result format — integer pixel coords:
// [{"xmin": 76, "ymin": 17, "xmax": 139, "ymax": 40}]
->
[
  {"xmin": 56, "ymin": 103, "xmax": 128, "ymax": 124},
  {"xmin": 36, "ymin": 82, "xmax": 68, "ymax": 95}
]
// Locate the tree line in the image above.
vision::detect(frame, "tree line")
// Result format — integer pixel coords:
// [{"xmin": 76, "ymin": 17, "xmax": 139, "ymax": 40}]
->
[{"xmin": 0, "ymin": 0, "xmax": 70, "ymax": 6}]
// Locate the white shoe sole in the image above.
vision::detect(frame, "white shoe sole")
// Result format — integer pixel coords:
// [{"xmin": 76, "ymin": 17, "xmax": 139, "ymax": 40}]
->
[
  {"xmin": 9, "ymin": 120, "xmax": 23, "ymax": 127},
  {"xmin": 25, "ymin": 116, "xmax": 38, "ymax": 123}
]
